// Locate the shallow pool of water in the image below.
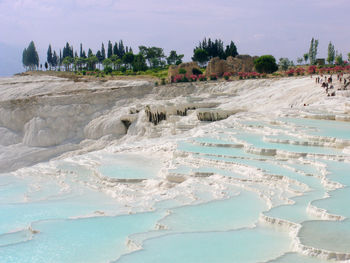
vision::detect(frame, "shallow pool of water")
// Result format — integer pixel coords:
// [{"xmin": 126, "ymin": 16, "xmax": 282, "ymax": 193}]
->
[
  {"xmin": 2, "ymin": 115, "xmax": 350, "ymax": 262},
  {"xmin": 282, "ymin": 118, "xmax": 350, "ymax": 140},
  {"xmin": 0, "ymin": 212, "xmax": 162, "ymax": 263},
  {"xmin": 298, "ymin": 219, "xmax": 350, "ymax": 254},
  {"xmin": 160, "ymin": 190, "xmax": 267, "ymax": 232},
  {"xmin": 117, "ymin": 226, "xmax": 291, "ymax": 263},
  {"xmin": 97, "ymin": 153, "xmax": 161, "ymax": 180}
]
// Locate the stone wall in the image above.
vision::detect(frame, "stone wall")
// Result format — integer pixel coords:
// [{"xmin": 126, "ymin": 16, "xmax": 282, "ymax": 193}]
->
[
  {"xmin": 206, "ymin": 55, "xmax": 259, "ymax": 77},
  {"xmin": 168, "ymin": 62, "xmax": 200, "ymax": 82}
]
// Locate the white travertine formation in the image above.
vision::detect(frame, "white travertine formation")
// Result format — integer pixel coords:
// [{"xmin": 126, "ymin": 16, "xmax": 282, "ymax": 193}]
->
[{"xmin": 1, "ymin": 75, "xmax": 350, "ymax": 261}]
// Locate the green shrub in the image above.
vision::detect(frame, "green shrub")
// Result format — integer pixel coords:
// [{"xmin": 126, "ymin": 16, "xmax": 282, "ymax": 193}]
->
[
  {"xmin": 155, "ymin": 81, "xmax": 159, "ymax": 86},
  {"xmin": 161, "ymin": 78, "xmax": 166, "ymax": 85},
  {"xmin": 210, "ymin": 74, "xmax": 217, "ymax": 80},
  {"xmin": 192, "ymin": 68, "xmax": 202, "ymax": 75},
  {"xmin": 179, "ymin": 68, "xmax": 187, "ymax": 74},
  {"xmin": 82, "ymin": 70, "xmax": 86, "ymax": 75},
  {"xmin": 103, "ymin": 66, "xmax": 113, "ymax": 74},
  {"xmin": 254, "ymin": 55, "xmax": 278, "ymax": 74}
]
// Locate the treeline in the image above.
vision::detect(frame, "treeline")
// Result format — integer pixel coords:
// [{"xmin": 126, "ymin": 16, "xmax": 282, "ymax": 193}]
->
[
  {"xmin": 22, "ymin": 38, "xmax": 239, "ymax": 73},
  {"xmin": 279, "ymin": 38, "xmax": 349, "ymax": 71},
  {"xmin": 22, "ymin": 40, "xmax": 185, "ymax": 73},
  {"xmin": 192, "ymin": 38, "xmax": 238, "ymax": 66}
]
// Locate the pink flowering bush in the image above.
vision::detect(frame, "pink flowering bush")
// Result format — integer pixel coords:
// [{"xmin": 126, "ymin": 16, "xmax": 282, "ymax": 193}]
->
[
  {"xmin": 238, "ymin": 72, "xmax": 261, "ymax": 79},
  {"xmin": 173, "ymin": 74, "xmax": 189, "ymax": 83},
  {"xmin": 308, "ymin": 65, "xmax": 317, "ymax": 74},
  {"xmin": 296, "ymin": 67, "xmax": 305, "ymax": 75},
  {"xmin": 238, "ymin": 72, "xmax": 247, "ymax": 79},
  {"xmin": 317, "ymin": 66, "xmax": 350, "ymax": 75},
  {"xmin": 223, "ymin": 72, "xmax": 231, "ymax": 80},
  {"xmin": 334, "ymin": 66, "xmax": 344, "ymax": 72},
  {"xmin": 286, "ymin": 68, "xmax": 295, "ymax": 76},
  {"xmin": 190, "ymin": 74, "xmax": 198, "ymax": 82},
  {"xmin": 198, "ymin": 74, "xmax": 207, "ymax": 81},
  {"xmin": 249, "ymin": 72, "xmax": 260, "ymax": 79},
  {"xmin": 173, "ymin": 74, "xmax": 183, "ymax": 83}
]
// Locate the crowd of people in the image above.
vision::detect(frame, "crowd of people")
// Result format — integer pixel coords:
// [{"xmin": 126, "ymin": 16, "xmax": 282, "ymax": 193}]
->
[{"xmin": 315, "ymin": 73, "xmax": 349, "ymax": 97}]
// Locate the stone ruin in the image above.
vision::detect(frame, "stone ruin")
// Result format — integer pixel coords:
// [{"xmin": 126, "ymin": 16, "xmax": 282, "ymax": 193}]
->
[
  {"xmin": 206, "ymin": 55, "xmax": 259, "ymax": 77},
  {"xmin": 167, "ymin": 62, "xmax": 201, "ymax": 82}
]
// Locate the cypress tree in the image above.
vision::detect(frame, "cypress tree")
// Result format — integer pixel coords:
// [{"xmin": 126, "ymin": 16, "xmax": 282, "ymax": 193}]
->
[
  {"xmin": 63, "ymin": 42, "xmax": 73, "ymax": 58},
  {"xmin": 79, "ymin": 44, "xmax": 87, "ymax": 58},
  {"xmin": 52, "ymin": 51, "xmax": 58, "ymax": 69},
  {"xmin": 113, "ymin": 42, "xmax": 118, "ymax": 56},
  {"xmin": 80, "ymin": 43, "xmax": 83, "ymax": 58},
  {"xmin": 47, "ymin": 44, "xmax": 53, "ymax": 69},
  {"xmin": 23, "ymin": 41, "xmax": 39, "ymax": 70},
  {"xmin": 101, "ymin": 43, "xmax": 106, "ymax": 60},
  {"xmin": 193, "ymin": 38, "xmax": 237, "ymax": 60},
  {"xmin": 224, "ymin": 41, "xmax": 238, "ymax": 58},
  {"xmin": 119, "ymin": 40, "xmax": 125, "ymax": 57},
  {"xmin": 308, "ymin": 38, "xmax": 319, "ymax": 65},
  {"xmin": 22, "ymin": 48, "xmax": 28, "ymax": 69},
  {"xmin": 63, "ymin": 43, "xmax": 68, "ymax": 58},
  {"xmin": 107, "ymin": 40, "xmax": 113, "ymax": 58},
  {"xmin": 327, "ymin": 41, "xmax": 335, "ymax": 64},
  {"xmin": 96, "ymin": 50, "xmax": 103, "ymax": 69},
  {"xmin": 59, "ymin": 50, "xmax": 62, "ymax": 69}
]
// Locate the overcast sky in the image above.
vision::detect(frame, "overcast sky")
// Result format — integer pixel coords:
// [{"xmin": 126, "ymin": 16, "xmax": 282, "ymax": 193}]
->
[{"xmin": 0, "ymin": 0, "xmax": 349, "ymax": 66}]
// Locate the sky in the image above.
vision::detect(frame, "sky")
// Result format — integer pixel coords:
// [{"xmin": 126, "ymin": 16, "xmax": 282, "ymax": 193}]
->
[{"xmin": 0, "ymin": 0, "xmax": 349, "ymax": 75}]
